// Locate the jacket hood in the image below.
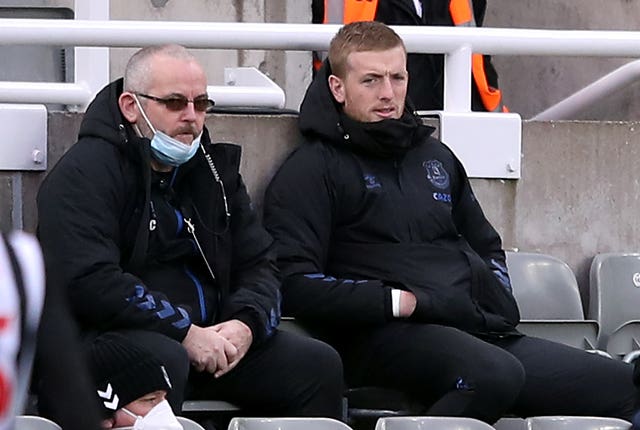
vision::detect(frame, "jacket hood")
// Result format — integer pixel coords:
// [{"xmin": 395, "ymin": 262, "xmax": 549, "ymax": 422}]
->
[
  {"xmin": 299, "ymin": 60, "xmax": 435, "ymax": 157},
  {"xmin": 79, "ymin": 78, "xmax": 130, "ymax": 148}
]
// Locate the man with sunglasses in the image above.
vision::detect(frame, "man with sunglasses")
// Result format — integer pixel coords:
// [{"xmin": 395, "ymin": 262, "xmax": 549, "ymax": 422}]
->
[{"xmin": 35, "ymin": 44, "xmax": 343, "ymax": 423}]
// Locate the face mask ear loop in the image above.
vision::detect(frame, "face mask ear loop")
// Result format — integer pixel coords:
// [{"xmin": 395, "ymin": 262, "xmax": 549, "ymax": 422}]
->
[
  {"xmin": 132, "ymin": 93, "xmax": 158, "ymax": 135},
  {"xmin": 121, "ymin": 407, "xmax": 141, "ymax": 421}
]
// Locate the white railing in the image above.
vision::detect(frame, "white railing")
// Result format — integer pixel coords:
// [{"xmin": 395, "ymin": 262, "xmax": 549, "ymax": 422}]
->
[
  {"xmin": 5, "ymin": 13, "xmax": 640, "ymax": 176},
  {"xmin": 533, "ymin": 59, "xmax": 640, "ymax": 120},
  {"xmin": 3, "ymin": 19, "xmax": 640, "ymax": 111}
]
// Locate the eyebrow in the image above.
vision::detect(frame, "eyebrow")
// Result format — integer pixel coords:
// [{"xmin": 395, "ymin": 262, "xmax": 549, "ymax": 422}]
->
[{"xmin": 163, "ymin": 92, "xmax": 209, "ymax": 99}]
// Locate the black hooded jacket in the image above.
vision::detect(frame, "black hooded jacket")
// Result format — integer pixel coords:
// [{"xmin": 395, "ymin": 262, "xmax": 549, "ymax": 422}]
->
[
  {"xmin": 264, "ymin": 62, "xmax": 519, "ymax": 336},
  {"xmin": 36, "ymin": 79, "xmax": 280, "ymax": 345}
]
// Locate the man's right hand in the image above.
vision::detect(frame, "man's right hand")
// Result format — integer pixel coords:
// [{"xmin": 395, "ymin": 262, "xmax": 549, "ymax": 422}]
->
[{"xmin": 181, "ymin": 324, "xmax": 238, "ymax": 375}]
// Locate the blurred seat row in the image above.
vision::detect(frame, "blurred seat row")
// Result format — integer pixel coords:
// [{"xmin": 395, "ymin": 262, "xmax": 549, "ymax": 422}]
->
[{"xmin": 13, "ymin": 415, "xmax": 634, "ymax": 430}]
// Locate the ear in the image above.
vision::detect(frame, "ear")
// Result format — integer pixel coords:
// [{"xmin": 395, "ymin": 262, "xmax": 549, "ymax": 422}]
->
[
  {"xmin": 328, "ymin": 74, "xmax": 345, "ymax": 104},
  {"xmin": 118, "ymin": 92, "xmax": 139, "ymax": 123}
]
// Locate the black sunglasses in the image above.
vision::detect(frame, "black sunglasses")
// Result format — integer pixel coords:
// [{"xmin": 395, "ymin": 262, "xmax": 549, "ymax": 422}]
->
[{"xmin": 136, "ymin": 93, "xmax": 215, "ymax": 112}]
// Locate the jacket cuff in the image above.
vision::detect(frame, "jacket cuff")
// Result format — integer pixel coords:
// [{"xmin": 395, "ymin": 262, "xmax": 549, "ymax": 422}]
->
[
  {"xmin": 383, "ymin": 286, "xmax": 395, "ymax": 320},
  {"xmin": 407, "ymin": 288, "xmax": 432, "ymax": 321},
  {"xmin": 231, "ymin": 309, "xmax": 272, "ymax": 346}
]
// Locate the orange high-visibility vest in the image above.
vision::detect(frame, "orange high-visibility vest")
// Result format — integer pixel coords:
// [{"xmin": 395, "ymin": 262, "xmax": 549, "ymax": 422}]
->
[
  {"xmin": 448, "ymin": 0, "xmax": 507, "ymax": 112},
  {"xmin": 319, "ymin": 0, "xmax": 507, "ymax": 112},
  {"xmin": 313, "ymin": 0, "xmax": 378, "ymax": 71}
]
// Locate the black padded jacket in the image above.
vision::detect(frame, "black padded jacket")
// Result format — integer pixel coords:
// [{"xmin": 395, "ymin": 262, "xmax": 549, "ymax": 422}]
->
[
  {"xmin": 264, "ymin": 62, "xmax": 519, "ymax": 336},
  {"xmin": 36, "ymin": 79, "xmax": 280, "ymax": 345}
]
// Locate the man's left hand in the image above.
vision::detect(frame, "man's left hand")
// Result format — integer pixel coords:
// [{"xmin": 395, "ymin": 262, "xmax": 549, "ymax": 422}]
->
[{"xmin": 211, "ymin": 319, "xmax": 253, "ymax": 377}]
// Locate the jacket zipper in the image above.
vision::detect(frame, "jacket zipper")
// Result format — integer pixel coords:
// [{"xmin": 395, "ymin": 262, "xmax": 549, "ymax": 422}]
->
[
  {"xmin": 184, "ymin": 218, "xmax": 217, "ymax": 282},
  {"xmin": 184, "ymin": 217, "xmax": 221, "ymax": 322}
]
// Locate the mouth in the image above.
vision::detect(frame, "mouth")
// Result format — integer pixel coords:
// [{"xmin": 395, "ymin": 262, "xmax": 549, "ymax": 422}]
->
[
  {"xmin": 374, "ymin": 107, "xmax": 396, "ymax": 118},
  {"xmin": 175, "ymin": 133, "xmax": 196, "ymax": 145}
]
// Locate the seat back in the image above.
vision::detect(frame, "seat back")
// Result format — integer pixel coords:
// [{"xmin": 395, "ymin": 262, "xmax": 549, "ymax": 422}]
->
[
  {"xmin": 177, "ymin": 416, "xmax": 206, "ymax": 430},
  {"xmin": 589, "ymin": 253, "xmax": 640, "ymax": 352},
  {"xmin": 13, "ymin": 416, "xmax": 62, "ymax": 430},
  {"xmin": 507, "ymin": 252, "xmax": 584, "ymax": 319},
  {"xmin": 493, "ymin": 417, "xmax": 527, "ymax": 430},
  {"xmin": 374, "ymin": 416, "xmax": 496, "ymax": 430},
  {"xmin": 228, "ymin": 417, "xmax": 354, "ymax": 430},
  {"xmin": 506, "ymin": 252, "xmax": 599, "ymax": 350},
  {"xmin": 527, "ymin": 416, "xmax": 631, "ymax": 430}
]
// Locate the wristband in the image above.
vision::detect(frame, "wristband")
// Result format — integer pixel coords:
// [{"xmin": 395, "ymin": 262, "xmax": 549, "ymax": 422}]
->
[{"xmin": 391, "ymin": 289, "xmax": 402, "ymax": 318}]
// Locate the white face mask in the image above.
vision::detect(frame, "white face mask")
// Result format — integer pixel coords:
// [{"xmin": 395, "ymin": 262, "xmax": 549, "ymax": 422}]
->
[{"xmin": 118, "ymin": 399, "xmax": 183, "ymax": 430}]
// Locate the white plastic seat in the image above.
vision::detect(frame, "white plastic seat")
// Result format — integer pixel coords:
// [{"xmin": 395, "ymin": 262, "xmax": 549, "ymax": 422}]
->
[
  {"xmin": 228, "ymin": 417, "xmax": 354, "ymax": 430},
  {"xmin": 374, "ymin": 416, "xmax": 496, "ymax": 430},
  {"xmin": 177, "ymin": 416, "xmax": 206, "ymax": 430},
  {"xmin": 527, "ymin": 416, "xmax": 631, "ymax": 430},
  {"xmin": 589, "ymin": 252, "xmax": 640, "ymax": 359},
  {"xmin": 506, "ymin": 252, "xmax": 599, "ymax": 350},
  {"xmin": 13, "ymin": 416, "xmax": 62, "ymax": 430},
  {"xmin": 493, "ymin": 417, "xmax": 528, "ymax": 430}
]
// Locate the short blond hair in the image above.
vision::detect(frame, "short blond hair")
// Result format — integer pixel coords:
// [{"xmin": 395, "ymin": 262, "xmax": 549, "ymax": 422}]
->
[{"xmin": 328, "ymin": 21, "xmax": 406, "ymax": 78}]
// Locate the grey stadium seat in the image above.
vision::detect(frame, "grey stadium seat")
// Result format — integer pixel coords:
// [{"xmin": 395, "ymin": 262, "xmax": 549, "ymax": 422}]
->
[
  {"xmin": 589, "ymin": 252, "xmax": 640, "ymax": 360},
  {"xmin": 527, "ymin": 416, "xmax": 631, "ymax": 430},
  {"xmin": 374, "ymin": 416, "xmax": 496, "ymax": 430},
  {"xmin": 493, "ymin": 417, "xmax": 528, "ymax": 430},
  {"xmin": 506, "ymin": 252, "xmax": 599, "ymax": 351},
  {"xmin": 227, "ymin": 417, "xmax": 354, "ymax": 430},
  {"xmin": 177, "ymin": 416, "xmax": 207, "ymax": 430},
  {"xmin": 13, "ymin": 416, "xmax": 62, "ymax": 430}
]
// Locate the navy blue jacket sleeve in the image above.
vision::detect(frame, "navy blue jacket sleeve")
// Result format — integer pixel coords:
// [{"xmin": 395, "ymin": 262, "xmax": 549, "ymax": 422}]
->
[
  {"xmin": 264, "ymin": 145, "xmax": 394, "ymax": 326},
  {"xmin": 219, "ymin": 169, "xmax": 281, "ymax": 345},
  {"xmin": 450, "ymin": 157, "xmax": 512, "ymax": 293}
]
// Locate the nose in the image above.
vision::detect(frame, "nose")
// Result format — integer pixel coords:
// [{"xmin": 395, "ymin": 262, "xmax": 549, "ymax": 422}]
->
[
  {"xmin": 181, "ymin": 101, "xmax": 198, "ymax": 121},
  {"xmin": 378, "ymin": 76, "xmax": 394, "ymax": 100}
]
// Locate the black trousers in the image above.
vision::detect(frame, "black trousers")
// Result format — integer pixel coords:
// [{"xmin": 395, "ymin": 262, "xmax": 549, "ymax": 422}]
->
[
  {"xmin": 335, "ymin": 322, "xmax": 637, "ymax": 423},
  {"xmin": 119, "ymin": 329, "xmax": 344, "ymax": 419}
]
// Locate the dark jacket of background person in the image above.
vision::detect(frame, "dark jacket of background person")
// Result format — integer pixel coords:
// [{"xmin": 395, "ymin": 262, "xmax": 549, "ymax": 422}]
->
[
  {"xmin": 264, "ymin": 61, "xmax": 519, "ymax": 336},
  {"xmin": 34, "ymin": 267, "xmax": 102, "ymax": 429},
  {"xmin": 312, "ymin": 0, "xmax": 502, "ymax": 111},
  {"xmin": 36, "ymin": 78, "xmax": 280, "ymax": 346}
]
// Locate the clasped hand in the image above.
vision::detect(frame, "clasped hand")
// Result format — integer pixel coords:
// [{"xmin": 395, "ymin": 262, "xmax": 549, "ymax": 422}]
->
[{"xmin": 182, "ymin": 319, "xmax": 253, "ymax": 378}]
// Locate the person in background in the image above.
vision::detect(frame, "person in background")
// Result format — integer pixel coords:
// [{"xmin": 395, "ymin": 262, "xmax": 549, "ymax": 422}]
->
[
  {"xmin": 312, "ymin": 0, "xmax": 506, "ymax": 112},
  {"xmin": 264, "ymin": 21, "xmax": 638, "ymax": 424}
]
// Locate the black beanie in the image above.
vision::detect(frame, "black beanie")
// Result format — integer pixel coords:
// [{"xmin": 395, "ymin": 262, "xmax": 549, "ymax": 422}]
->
[{"xmin": 88, "ymin": 333, "xmax": 172, "ymax": 418}]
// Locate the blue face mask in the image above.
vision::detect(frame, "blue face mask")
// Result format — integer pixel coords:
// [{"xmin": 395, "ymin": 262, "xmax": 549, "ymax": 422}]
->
[
  {"xmin": 149, "ymin": 130, "xmax": 201, "ymax": 167},
  {"xmin": 133, "ymin": 94, "xmax": 202, "ymax": 167}
]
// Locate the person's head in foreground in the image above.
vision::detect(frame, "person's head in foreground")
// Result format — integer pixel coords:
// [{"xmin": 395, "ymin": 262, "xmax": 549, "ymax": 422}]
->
[{"xmin": 89, "ymin": 333, "xmax": 181, "ymax": 430}]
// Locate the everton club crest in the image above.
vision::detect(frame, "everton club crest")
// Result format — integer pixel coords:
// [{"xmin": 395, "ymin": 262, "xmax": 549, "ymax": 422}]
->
[{"xmin": 423, "ymin": 160, "xmax": 450, "ymax": 190}]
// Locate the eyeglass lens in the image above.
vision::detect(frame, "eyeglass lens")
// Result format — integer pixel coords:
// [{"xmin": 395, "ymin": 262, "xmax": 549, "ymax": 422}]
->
[
  {"xmin": 163, "ymin": 96, "xmax": 212, "ymax": 112},
  {"xmin": 139, "ymin": 93, "xmax": 213, "ymax": 112}
]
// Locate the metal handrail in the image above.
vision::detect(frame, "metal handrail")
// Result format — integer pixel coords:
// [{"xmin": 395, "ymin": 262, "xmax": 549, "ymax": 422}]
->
[{"xmin": 533, "ymin": 59, "xmax": 640, "ymax": 120}]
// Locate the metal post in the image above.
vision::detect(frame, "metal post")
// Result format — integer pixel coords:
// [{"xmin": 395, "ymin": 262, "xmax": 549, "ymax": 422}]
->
[
  {"xmin": 73, "ymin": 0, "xmax": 110, "ymax": 110},
  {"xmin": 443, "ymin": 44, "xmax": 472, "ymax": 113}
]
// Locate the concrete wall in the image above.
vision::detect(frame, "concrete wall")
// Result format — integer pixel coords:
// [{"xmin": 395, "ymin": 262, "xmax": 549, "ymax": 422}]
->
[
  {"xmin": 5, "ymin": 114, "xmax": 640, "ymax": 312},
  {"xmin": 485, "ymin": 0, "xmax": 640, "ymax": 121},
  {"xmin": 109, "ymin": 0, "xmax": 312, "ymax": 111}
]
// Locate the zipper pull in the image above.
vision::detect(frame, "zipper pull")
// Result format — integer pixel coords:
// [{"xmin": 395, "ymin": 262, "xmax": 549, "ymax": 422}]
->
[{"xmin": 185, "ymin": 217, "xmax": 195, "ymax": 234}]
